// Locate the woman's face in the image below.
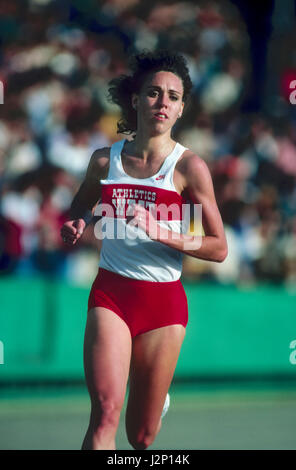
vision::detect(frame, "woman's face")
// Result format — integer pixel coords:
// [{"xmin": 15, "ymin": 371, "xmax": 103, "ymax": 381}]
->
[{"xmin": 133, "ymin": 70, "xmax": 184, "ymax": 135}]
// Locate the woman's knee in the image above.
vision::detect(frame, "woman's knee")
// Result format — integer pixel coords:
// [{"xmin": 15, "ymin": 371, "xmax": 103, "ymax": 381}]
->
[
  {"xmin": 90, "ymin": 394, "xmax": 123, "ymax": 430},
  {"xmin": 127, "ymin": 425, "xmax": 158, "ymax": 450}
]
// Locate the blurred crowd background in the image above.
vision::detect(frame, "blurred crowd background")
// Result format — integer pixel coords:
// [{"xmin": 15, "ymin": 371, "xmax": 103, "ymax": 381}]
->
[{"xmin": 0, "ymin": 0, "xmax": 296, "ymax": 289}]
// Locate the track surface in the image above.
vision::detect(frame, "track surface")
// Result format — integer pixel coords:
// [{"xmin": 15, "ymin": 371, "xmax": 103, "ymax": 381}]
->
[{"xmin": 0, "ymin": 385, "xmax": 295, "ymax": 450}]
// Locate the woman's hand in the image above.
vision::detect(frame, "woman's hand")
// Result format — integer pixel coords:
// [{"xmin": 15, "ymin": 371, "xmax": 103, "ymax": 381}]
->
[
  {"xmin": 60, "ymin": 219, "xmax": 86, "ymax": 245},
  {"xmin": 130, "ymin": 204, "xmax": 160, "ymax": 240}
]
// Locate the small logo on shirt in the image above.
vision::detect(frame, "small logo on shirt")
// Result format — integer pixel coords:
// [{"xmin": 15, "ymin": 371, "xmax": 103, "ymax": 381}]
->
[{"xmin": 155, "ymin": 174, "xmax": 165, "ymax": 180}]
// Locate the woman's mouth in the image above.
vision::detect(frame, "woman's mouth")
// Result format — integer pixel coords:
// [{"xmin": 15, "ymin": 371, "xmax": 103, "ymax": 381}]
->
[{"xmin": 154, "ymin": 112, "xmax": 168, "ymax": 120}]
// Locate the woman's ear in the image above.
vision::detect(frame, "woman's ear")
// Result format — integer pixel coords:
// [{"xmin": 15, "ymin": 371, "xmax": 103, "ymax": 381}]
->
[
  {"xmin": 178, "ymin": 101, "xmax": 185, "ymax": 118},
  {"xmin": 131, "ymin": 94, "xmax": 139, "ymax": 110}
]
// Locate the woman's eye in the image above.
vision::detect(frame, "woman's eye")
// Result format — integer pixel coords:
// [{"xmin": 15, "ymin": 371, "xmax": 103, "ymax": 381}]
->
[
  {"xmin": 148, "ymin": 90, "xmax": 158, "ymax": 97},
  {"xmin": 170, "ymin": 95, "xmax": 178, "ymax": 101}
]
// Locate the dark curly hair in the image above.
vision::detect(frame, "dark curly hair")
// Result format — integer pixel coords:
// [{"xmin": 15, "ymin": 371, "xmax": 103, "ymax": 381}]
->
[{"xmin": 108, "ymin": 50, "xmax": 193, "ymax": 135}]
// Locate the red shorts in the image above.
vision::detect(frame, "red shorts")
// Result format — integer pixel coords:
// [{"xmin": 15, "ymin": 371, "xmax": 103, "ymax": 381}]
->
[{"xmin": 87, "ymin": 268, "xmax": 188, "ymax": 338}]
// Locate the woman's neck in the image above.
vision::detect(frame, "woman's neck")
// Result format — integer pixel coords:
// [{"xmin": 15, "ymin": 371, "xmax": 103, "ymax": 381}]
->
[{"xmin": 130, "ymin": 131, "xmax": 176, "ymax": 163}]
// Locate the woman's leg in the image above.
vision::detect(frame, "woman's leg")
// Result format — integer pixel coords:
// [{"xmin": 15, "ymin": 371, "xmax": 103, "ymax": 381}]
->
[
  {"xmin": 125, "ymin": 324, "xmax": 186, "ymax": 450},
  {"xmin": 82, "ymin": 307, "xmax": 132, "ymax": 450}
]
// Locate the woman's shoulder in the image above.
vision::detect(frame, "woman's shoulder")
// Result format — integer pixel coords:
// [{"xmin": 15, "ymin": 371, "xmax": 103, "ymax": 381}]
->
[
  {"xmin": 92, "ymin": 146, "xmax": 111, "ymax": 167},
  {"xmin": 91, "ymin": 146, "xmax": 111, "ymax": 164},
  {"xmin": 86, "ymin": 146, "xmax": 111, "ymax": 180},
  {"xmin": 176, "ymin": 146, "xmax": 208, "ymax": 176}
]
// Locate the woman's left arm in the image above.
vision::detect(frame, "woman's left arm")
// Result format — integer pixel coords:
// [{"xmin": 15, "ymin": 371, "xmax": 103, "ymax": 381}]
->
[{"xmin": 133, "ymin": 153, "xmax": 228, "ymax": 263}]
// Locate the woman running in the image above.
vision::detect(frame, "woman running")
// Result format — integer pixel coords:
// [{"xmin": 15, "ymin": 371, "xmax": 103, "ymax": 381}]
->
[{"xmin": 60, "ymin": 50, "xmax": 228, "ymax": 450}]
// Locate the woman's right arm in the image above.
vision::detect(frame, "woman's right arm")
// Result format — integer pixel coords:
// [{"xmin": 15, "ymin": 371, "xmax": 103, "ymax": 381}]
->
[{"xmin": 60, "ymin": 147, "xmax": 110, "ymax": 246}]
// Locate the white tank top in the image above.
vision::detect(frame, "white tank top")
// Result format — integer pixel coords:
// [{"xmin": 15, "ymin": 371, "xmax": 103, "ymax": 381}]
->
[{"xmin": 97, "ymin": 139, "xmax": 188, "ymax": 282}]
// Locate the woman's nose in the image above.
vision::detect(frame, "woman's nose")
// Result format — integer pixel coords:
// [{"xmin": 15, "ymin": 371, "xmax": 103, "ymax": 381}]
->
[{"xmin": 158, "ymin": 93, "xmax": 169, "ymax": 107}]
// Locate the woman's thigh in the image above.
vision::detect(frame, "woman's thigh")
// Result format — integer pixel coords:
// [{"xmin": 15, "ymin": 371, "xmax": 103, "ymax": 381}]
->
[
  {"xmin": 125, "ymin": 324, "xmax": 186, "ymax": 438},
  {"xmin": 84, "ymin": 307, "xmax": 132, "ymax": 414}
]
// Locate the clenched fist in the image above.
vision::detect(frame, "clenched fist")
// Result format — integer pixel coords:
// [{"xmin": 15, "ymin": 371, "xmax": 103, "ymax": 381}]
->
[{"xmin": 60, "ymin": 219, "xmax": 86, "ymax": 245}]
